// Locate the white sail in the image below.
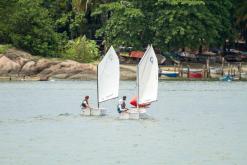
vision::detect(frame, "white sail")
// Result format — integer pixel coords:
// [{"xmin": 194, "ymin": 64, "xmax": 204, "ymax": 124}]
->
[
  {"xmin": 98, "ymin": 46, "xmax": 120, "ymax": 103},
  {"xmin": 137, "ymin": 45, "xmax": 159, "ymax": 104}
]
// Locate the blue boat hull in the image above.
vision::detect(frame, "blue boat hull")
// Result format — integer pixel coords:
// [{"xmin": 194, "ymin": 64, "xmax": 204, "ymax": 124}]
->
[{"xmin": 161, "ymin": 73, "xmax": 179, "ymax": 78}]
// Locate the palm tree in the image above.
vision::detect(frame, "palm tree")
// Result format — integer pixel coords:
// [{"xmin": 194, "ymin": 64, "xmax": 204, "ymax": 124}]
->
[
  {"xmin": 72, "ymin": 0, "xmax": 90, "ymax": 12},
  {"xmin": 72, "ymin": 0, "xmax": 112, "ymax": 13}
]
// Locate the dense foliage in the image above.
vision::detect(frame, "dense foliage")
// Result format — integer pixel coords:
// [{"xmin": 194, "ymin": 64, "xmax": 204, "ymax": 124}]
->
[
  {"xmin": 94, "ymin": 0, "xmax": 234, "ymax": 51},
  {"xmin": 234, "ymin": 0, "xmax": 247, "ymax": 44},
  {"xmin": 63, "ymin": 36, "xmax": 99, "ymax": 62},
  {"xmin": 11, "ymin": 0, "xmax": 67, "ymax": 57},
  {"xmin": 0, "ymin": 0, "xmax": 246, "ymax": 60}
]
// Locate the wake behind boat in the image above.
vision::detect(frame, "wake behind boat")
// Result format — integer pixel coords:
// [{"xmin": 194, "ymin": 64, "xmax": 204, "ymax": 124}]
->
[{"xmin": 81, "ymin": 46, "xmax": 120, "ymax": 116}]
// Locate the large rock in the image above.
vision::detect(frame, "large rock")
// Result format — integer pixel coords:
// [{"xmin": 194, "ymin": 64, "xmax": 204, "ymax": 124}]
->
[
  {"xmin": 60, "ymin": 60, "xmax": 96, "ymax": 71},
  {"xmin": 21, "ymin": 61, "xmax": 36, "ymax": 75},
  {"xmin": 60, "ymin": 60, "xmax": 80, "ymax": 67},
  {"xmin": 40, "ymin": 61, "xmax": 96, "ymax": 79},
  {"xmin": 69, "ymin": 73, "xmax": 97, "ymax": 80},
  {"xmin": 38, "ymin": 63, "xmax": 62, "ymax": 77},
  {"xmin": 0, "ymin": 56, "xmax": 21, "ymax": 75},
  {"xmin": 51, "ymin": 74, "xmax": 70, "ymax": 79},
  {"xmin": 35, "ymin": 59, "xmax": 59, "ymax": 72},
  {"xmin": 120, "ymin": 65, "xmax": 136, "ymax": 80},
  {"xmin": 15, "ymin": 57, "xmax": 30, "ymax": 67},
  {"xmin": 1, "ymin": 48, "xmax": 130, "ymax": 80},
  {"xmin": 3, "ymin": 48, "xmax": 32, "ymax": 60}
]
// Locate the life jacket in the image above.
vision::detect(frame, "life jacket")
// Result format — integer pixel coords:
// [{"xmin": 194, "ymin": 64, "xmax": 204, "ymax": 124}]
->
[
  {"xmin": 117, "ymin": 106, "xmax": 121, "ymax": 113},
  {"xmin": 81, "ymin": 100, "xmax": 88, "ymax": 108}
]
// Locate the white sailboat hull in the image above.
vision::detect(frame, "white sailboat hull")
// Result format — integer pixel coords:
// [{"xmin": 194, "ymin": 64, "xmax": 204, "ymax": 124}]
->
[
  {"xmin": 118, "ymin": 108, "xmax": 147, "ymax": 120},
  {"xmin": 81, "ymin": 108, "xmax": 106, "ymax": 116},
  {"xmin": 118, "ymin": 112, "xmax": 131, "ymax": 120}
]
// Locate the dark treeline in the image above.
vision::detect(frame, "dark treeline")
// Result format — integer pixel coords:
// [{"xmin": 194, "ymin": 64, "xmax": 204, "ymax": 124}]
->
[{"xmin": 0, "ymin": 0, "xmax": 246, "ymax": 62}]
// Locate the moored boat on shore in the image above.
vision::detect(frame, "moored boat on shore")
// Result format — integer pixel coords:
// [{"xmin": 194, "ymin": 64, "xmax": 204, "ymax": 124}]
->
[
  {"xmin": 160, "ymin": 70, "xmax": 179, "ymax": 78},
  {"xmin": 189, "ymin": 72, "xmax": 203, "ymax": 78},
  {"xmin": 219, "ymin": 75, "xmax": 234, "ymax": 81}
]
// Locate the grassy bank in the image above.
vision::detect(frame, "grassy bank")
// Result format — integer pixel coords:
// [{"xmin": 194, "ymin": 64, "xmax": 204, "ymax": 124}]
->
[{"xmin": 0, "ymin": 44, "xmax": 12, "ymax": 54}]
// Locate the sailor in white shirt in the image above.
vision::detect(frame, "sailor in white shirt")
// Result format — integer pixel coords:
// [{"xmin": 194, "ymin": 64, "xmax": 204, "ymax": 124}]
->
[{"xmin": 117, "ymin": 96, "xmax": 128, "ymax": 113}]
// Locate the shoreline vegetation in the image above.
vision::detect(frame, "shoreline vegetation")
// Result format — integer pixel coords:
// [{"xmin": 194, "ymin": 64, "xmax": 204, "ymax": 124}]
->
[
  {"xmin": 1, "ymin": 1, "xmax": 247, "ymax": 82},
  {"xmin": 1, "ymin": 47, "xmax": 247, "ymax": 81}
]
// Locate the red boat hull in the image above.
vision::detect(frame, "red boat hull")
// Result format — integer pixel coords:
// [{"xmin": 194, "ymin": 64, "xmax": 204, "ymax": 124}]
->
[{"xmin": 189, "ymin": 72, "xmax": 203, "ymax": 78}]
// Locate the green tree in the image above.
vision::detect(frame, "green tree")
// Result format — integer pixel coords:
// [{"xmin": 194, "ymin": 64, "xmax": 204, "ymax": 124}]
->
[
  {"xmin": 234, "ymin": 0, "xmax": 247, "ymax": 45},
  {"xmin": 204, "ymin": 0, "xmax": 233, "ymax": 46},
  {"xmin": 10, "ymin": 0, "xmax": 66, "ymax": 56},
  {"xmin": 42, "ymin": 0, "xmax": 86, "ymax": 39},
  {"xmin": 93, "ymin": 1, "xmax": 145, "ymax": 49},
  {"xmin": 0, "ymin": 0, "xmax": 17, "ymax": 43},
  {"xmin": 71, "ymin": 0, "xmax": 113, "ymax": 38},
  {"xmin": 93, "ymin": 0, "xmax": 233, "ymax": 51},
  {"xmin": 64, "ymin": 36, "xmax": 99, "ymax": 62}
]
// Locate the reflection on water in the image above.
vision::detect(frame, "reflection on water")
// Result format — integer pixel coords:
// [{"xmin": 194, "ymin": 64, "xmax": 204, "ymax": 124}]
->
[{"xmin": 0, "ymin": 81, "xmax": 247, "ymax": 165}]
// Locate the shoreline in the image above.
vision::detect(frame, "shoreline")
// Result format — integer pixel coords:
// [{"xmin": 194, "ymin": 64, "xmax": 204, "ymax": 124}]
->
[
  {"xmin": 1, "ymin": 75, "xmax": 247, "ymax": 82},
  {"xmin": 1, "ymin": 48, "xmax": 247, "ymax": 81}
]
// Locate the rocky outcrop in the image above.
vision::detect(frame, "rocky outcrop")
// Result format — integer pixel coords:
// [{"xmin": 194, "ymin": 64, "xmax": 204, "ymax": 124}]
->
[
  {"xmin": 0, "ymin": 56, "xmax": 21, "ymax": 75},
  {"xmin": 4, "ymin": 48, "xmax": 32, "ymax": 60},
  {"xmin": 36, "ymin": 59, "xmax": 58, "ymax": 72},
  {"xmin": 37, "ymin": 60, "xmax": 97, "ymax": 79},
  {"xmin": 15, "ymin": 57, "xmax": 30, "ymax": 67},
  {"xmin": 21, "ymin": 61, "xmax": 36, "ymax": 75},
  {"xmin": 120, "ymin": 65, "xmax": 136, "ymax": 80},
  {"xmin": 0, "ymin": 48, "xmax": 136, "ymax": 80}
]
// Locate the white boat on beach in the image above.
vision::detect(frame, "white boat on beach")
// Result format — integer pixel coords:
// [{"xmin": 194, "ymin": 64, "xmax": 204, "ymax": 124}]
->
[
  {"xmin": 81, "ymin": 46, "xmax": 120, "ymax": 116},
  {"xmin": 241, "ymin": 72, "xmax": 247, "ymax": 79},
  {"xmin": 210, "ymin": 67, "xmax": 223, "ymax": 74},
  {"xmin": 119, "ymin": 45, "xmax": 159, "ymax": 120},
  {"xmin": 182, "ymin": 68, "xmax": 203, "ymax": 73}
]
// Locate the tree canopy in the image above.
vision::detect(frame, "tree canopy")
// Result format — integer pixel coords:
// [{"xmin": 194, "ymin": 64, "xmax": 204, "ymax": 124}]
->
[
  {"xmin": 0, "ymin": 0, "xmax": 246, "ymax": 60},
  {"xmin": 94, "ymin": 0, "xmax": 234, "ymax": 51}
]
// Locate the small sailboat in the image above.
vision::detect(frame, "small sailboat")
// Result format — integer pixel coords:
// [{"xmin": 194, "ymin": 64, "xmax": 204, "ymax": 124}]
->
[
  {"xmin": 81, "ymin": 46, "xmax": 120, "ymax": 116},
  {"xmin": 119, "ymin": 45, "xmax": 159, "ymax": 119}
]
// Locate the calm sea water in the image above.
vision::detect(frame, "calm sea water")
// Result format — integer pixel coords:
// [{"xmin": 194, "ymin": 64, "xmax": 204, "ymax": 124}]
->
[{"xmin": 0, "ymin": 80, "xmax": 247, "ymax": 165}]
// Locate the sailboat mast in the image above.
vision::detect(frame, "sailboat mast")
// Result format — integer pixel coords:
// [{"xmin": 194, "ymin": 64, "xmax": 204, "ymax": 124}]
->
[
  {"xmin": 137, "ymin": 64, "xmax": 139, "ymax": 110},
  {"xmin": 97, "ymin": 65, "xmax": 99, "ymax": 109}
]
